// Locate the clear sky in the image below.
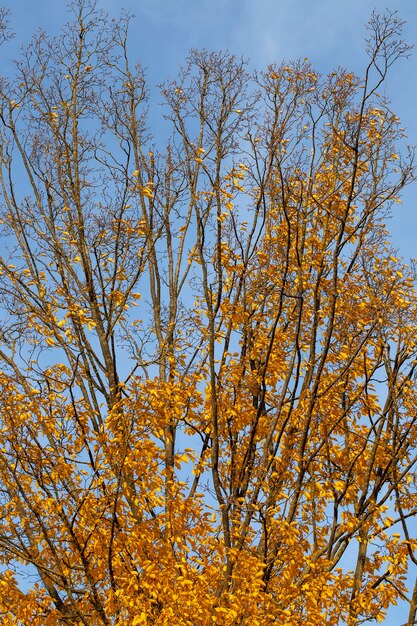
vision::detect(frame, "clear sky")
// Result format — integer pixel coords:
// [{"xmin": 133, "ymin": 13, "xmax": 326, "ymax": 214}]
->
[
  {"xmin": 1, "ymin": 1, "xmax": 417, "ymax": 622},
  {"xmin": 1, "ymin": 0, "xmax": 417, "ymax": 259}
]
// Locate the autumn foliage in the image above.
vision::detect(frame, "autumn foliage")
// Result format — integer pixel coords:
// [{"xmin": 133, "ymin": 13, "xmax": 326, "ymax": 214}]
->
[{"xmin": 0, "ymin": 3, "xmax": 417, "ymax": 624}]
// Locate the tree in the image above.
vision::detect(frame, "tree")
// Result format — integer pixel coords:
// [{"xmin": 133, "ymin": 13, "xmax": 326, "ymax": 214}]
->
[{"xmin": 0, "ymin": 2, "xmax": 416, "ymax": 624}]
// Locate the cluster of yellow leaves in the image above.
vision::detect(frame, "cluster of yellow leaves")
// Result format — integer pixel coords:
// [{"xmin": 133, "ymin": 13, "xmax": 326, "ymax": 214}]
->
[{"xmin": 0, "ymin": 14, "xmax": 416, "ymax": 626}]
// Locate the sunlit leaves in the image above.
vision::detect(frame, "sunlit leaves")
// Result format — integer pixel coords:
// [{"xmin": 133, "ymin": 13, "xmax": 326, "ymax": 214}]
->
[{"xmin": 0, "ymin": 3, "xmax": 416, "ymax": 625}]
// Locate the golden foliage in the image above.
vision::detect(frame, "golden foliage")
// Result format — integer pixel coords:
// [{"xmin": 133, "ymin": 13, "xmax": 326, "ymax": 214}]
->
[{"xmin": 0, "ymin": 4, "xmax": 416, "ymax": 625}]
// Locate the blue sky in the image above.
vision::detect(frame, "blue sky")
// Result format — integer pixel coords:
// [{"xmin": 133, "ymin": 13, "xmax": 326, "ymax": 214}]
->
[
  {"xmin": 2, "ymin": 0, "xmax": 416, "ymax": 260},
  {"xmin": 1, "ymin": 2, "xmax": 417, "ymax": 622}
]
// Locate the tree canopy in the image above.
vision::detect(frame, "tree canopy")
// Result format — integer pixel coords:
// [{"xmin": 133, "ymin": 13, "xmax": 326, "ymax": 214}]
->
[{"xmin": 0, "ymin": 2, "xmax": 416, "ymax": 624}]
